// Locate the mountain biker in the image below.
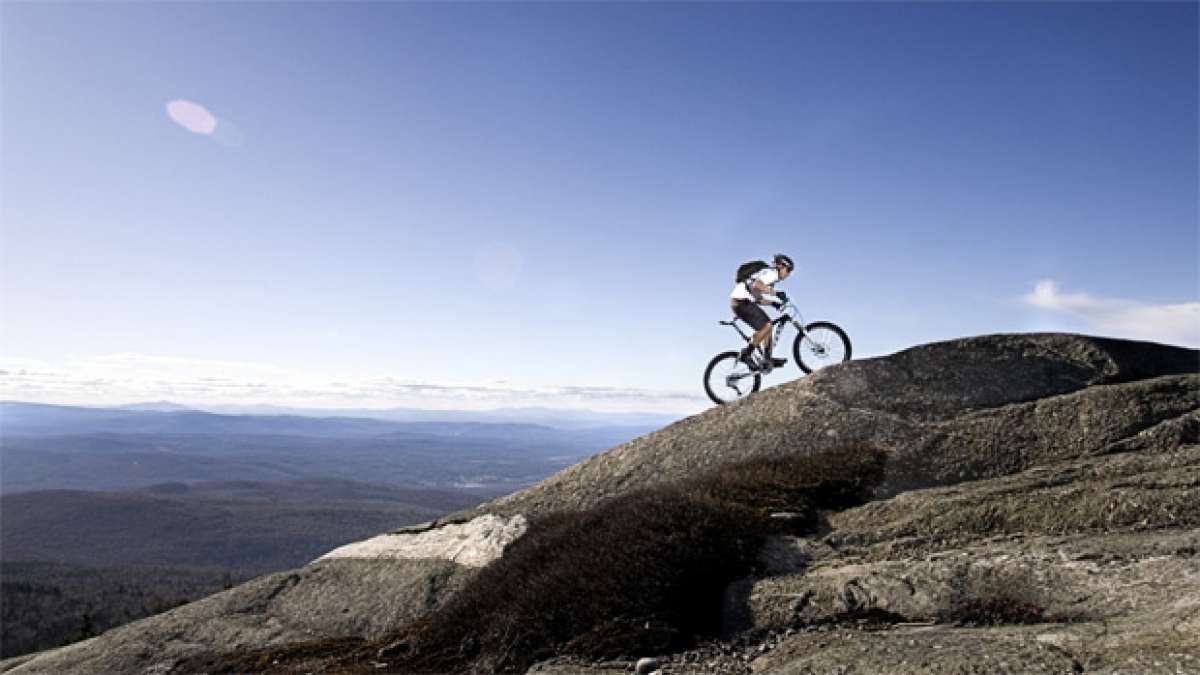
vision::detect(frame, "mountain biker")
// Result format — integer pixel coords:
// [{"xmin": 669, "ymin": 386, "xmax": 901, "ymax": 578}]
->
[{"xmin": 730, "ymin": 253, "xmax": 794, "ymax": 370}]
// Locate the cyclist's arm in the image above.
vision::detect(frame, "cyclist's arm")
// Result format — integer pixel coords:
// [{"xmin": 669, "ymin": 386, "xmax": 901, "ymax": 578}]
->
[{"xmin": 751, "ymin": 280, "xmax": 781, "ymax": 305}]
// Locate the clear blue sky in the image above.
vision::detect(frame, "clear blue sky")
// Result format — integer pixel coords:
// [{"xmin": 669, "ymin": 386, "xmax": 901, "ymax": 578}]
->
[{"xmin": 2, "ymin": 2, "xmax": 1197, "ymax": 413}]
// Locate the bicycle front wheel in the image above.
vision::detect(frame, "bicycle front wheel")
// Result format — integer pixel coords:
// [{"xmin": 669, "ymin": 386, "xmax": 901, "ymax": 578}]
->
[
  {"xmin": 703, "ymin": 351, "xmax": 762, "ymax": 405},
  {"xmin": 793, "ymin": 322, "xmax": 852, "ymax": 374}
]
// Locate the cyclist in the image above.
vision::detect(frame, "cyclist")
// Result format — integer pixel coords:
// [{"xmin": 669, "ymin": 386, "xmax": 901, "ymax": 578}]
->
[{"xmin": 730, "ymin": 253, "xmax": 794, "ymax": 370}]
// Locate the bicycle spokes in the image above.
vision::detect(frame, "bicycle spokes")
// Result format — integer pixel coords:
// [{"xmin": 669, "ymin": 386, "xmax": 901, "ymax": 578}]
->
[
  {"xmin": 704, "ymin": 351, "xmax": 762, "ymax": 405},
  {"xmin": 794, "ymin": 323, "xmax": 850, "ymax": 373}
]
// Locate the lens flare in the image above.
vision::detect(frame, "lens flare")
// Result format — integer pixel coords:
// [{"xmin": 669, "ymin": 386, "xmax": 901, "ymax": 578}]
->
[{"xmin": 166, "ymin": 99, "xmax": 218, "ymax": 135}]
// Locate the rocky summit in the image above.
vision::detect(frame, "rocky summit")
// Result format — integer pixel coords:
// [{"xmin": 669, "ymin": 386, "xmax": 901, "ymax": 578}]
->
[{"xmin": 4, "ymin": 333, "xmax": 1197, "ymax": 675}]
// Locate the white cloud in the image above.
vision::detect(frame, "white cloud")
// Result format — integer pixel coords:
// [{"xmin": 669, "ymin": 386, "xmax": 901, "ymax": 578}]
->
[
  {"xmin": 0, "ymin": 352, "xmax": 706, "ymax": 414},
  {"xmin": 1022, "ymin": 279, "xmax": 1200, "ymax": 347}
]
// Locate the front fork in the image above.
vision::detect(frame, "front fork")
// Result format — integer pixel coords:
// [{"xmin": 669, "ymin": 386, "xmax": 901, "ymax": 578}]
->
[
  {"xmin": 791, "ymin": 319, "xmax": 809, "ymax": 343},
  {"xmin": 793, "ymin": 320, "xmax": 830, "ymax": 358}
]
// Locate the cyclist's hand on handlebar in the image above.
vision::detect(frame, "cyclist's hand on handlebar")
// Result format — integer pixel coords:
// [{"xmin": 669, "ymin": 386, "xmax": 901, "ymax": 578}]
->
[
  {"xmin": 776, "ymin": 291, "xmax": 789, "ymax": 304},
  {"xmin": 772, "ymin": 301, "xmax": 784, "ymax": 309}
]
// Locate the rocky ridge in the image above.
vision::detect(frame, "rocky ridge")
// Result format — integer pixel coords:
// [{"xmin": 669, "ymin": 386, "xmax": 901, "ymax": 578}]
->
[{"xmin": 3, "ymin": 333, "xmax": 1196, "ymax": 674}]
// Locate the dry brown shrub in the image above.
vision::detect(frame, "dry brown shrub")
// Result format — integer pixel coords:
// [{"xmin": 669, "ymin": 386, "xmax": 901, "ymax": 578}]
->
[{"xmin": 385, "ymin": 443, "xmax": 886, "ymax": 674}]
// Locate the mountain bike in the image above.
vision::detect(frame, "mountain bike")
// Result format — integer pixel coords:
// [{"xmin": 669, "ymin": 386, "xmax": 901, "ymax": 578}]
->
[{"xmin": 703, "ymin": 301, "xmax": 851, "ymax": 405}]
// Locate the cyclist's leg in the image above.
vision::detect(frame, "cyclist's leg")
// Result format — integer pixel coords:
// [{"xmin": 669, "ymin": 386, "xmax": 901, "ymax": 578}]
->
[
  {"xmin": 733, "ymin": 301, "xmax": 768, "ymax": 332},
  {"xmin": 763, "ymin": 328, "xmax": 785, "ymax": 365},
  {"xmin": 753, "ymin": 324, "xmax": 772, "ymax": 349},
  {"xmin": 733, "ymin": 301, "xmax": 771, "ymax": 367}
]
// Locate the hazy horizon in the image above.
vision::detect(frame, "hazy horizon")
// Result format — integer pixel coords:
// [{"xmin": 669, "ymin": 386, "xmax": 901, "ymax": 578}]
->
[{"xmin": 0, "ymin": 398, "xmax": 685, "ymax": 424}]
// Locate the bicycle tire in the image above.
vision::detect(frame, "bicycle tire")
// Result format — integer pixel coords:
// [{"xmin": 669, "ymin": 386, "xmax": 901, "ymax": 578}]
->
[
  {"xmin": 792, "ymin": 322, "xmax": 852, "ymax": 374},
  {"xmin": 703, "ymin": 351, "xmax": 762, "ymax": 405}
]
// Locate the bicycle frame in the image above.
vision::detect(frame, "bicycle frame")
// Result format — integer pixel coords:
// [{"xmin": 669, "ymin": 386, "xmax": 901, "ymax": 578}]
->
[
  {"xmin": 720, "ymin": 301, "xmax": 808, "ymax": 374},
  {"xmin": 723, "ymin": 302, "xmax": 807, "ymax": 342}
]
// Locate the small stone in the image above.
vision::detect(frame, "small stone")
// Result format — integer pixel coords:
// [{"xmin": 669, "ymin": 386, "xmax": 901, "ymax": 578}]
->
[{"xmin": 635, "ymin": 657, "xmax": 660, "ymax": 675}]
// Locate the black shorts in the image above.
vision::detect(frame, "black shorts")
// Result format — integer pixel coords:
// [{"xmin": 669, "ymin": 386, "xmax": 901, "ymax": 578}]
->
[{"xmin": 731, "ymin": 300, "xmax": 769, "ymax": 331}]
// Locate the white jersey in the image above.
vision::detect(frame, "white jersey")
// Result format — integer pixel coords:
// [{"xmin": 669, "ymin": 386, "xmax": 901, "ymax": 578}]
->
[{"xmin": 730, "ymin": 267, "xmax": 781, "ymax": 302}]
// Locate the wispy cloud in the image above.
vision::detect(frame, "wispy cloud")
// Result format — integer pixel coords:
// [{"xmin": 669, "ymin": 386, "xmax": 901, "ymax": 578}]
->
[
  {"xmin": 1022, "ymin": 279, "xmax": 1200, "ymax": 347},
  {"xmin": 0, "ymin": 353, "xmax": 707, "ymax": 414}
]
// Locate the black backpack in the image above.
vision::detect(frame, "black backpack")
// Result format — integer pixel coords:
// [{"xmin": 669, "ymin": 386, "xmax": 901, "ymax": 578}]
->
[{"xmin": 735, "ymin": 260, "xmax": 769, "ymax": 283}]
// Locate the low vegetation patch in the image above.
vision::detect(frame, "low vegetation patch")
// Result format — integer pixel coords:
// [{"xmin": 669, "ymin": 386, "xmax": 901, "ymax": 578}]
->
[
  {"xmin": 938, "ymin": 569, "xmax": 1082, "ymax": 628},
  {"xmin": 824, "ymin": 606, "xmax": 911, "ymax": 630},
  {"xmin": 944, "ymin": 593, "xmax": 1058, "ymax": 627},
  {"xmin": 374, "ymin": 444, "xmax": 885, "ymax": 674}
]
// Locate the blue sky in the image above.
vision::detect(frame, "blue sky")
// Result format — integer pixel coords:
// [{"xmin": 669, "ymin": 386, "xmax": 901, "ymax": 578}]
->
[{"xmin": 2, "ymin": 2, "xmax": 1196, "ymax": 414}]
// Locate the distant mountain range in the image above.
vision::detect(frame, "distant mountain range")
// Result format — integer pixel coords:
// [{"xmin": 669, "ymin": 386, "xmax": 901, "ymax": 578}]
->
[
  {"xmin": 0, "ymin": 398, "xmax": 676, "ymax": 658},
  {"xmin": 2, "ymin": 478, "xmax": 483, "ymax": 571},
  {"xmin": 104, "ymin": 401, "xmax": 684, "ymax": 429},
  {"xmin": 0, "ymin": 400, "xmax": 677, "ymax": 660},
  {"xmin": 0, "ymin": 401, "xmax": 663, "ymax": 494},
  {"xmin": 113, "ymin": 401, "xmax": 197, "ymax": 413}
]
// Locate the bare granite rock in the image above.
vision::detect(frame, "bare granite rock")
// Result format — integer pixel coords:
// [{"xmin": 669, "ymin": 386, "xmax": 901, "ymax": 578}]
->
[
  {"xmin": 471, "ymin": 334, "xmax": 1196, "ymax": 518},
  {"xmin": 724, "ymin": 441, "xmax": 1200, "ymax": 674},
  {"xmin": 318, "ymin": 513, "xmax": 528, "ymax": 567}
]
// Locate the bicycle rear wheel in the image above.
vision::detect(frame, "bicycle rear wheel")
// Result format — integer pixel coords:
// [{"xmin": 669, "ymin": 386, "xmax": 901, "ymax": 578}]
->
[
  {"xmin": 704, "ymin": 351, "xmax": 762, "ymax": 405},
  {"xmin": 793, "ymin": 322, "xmax": 852, "ymax": 374}
]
